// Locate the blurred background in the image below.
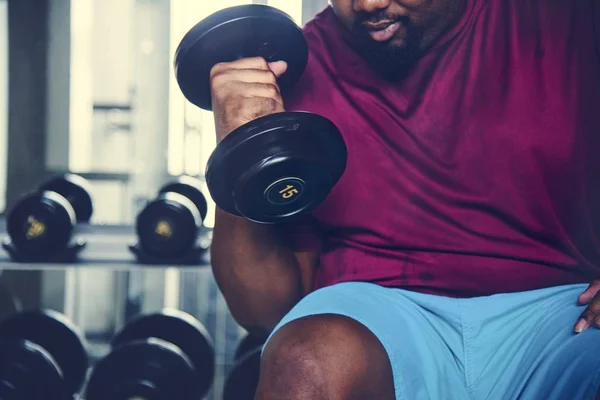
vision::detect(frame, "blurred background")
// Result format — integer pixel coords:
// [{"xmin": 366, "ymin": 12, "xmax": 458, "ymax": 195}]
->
[{"xmin": 0, "ymin": 0, "xmax": 329, "ymax": 398}]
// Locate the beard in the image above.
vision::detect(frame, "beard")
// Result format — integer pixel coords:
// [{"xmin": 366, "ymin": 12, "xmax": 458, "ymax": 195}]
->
[{"xmin": 350, "ymin": 14, "xmax": 423, "ymax": 81}]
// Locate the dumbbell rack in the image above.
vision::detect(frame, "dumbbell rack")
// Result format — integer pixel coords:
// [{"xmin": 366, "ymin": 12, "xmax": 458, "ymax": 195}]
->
[
  {"xmin": 0, "ymin": 222, "xmax": 212, "ymax": 267},
  {"xmin": 0, "ymin": 218, "xmax": 252, "ymax": 400}
]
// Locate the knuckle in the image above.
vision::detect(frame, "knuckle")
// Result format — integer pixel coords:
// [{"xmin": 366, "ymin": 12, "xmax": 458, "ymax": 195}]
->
[
  {"xmin": 263, "ymin": 97, "xmax": 279, "ymax": 111},
  {"xmin": 264, "ymin": 70, "xmax": 278, "ymax": 84},
  {"xmin": 253, "ymin": 57, "xmax": 270, "ymax": 69},
  {"xmin": 210, "ymin": 71, "xmax": 230, "ymax": 91},
  {"xmin": 264, "ymin": 84, "xmax": 280, "ymax": 98},
  {"xmin": 590, "ymin": 302, "xmax": 600, "ymax": 314},
  {"xmin": 210, "ymin": 62, "xmax": 228, "ymax": 78},
  {"xmin": 580, "ymin": 309, "xmax": 595, "ymax": 321}
]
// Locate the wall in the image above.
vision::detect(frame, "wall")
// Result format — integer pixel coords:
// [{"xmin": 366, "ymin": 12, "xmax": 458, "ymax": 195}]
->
[
  {"xmin": 0, "ymin": 0, "xmax": 7, "ymax": 213},
  {"xmin": 302, "ymin": 0, "xmax": 329, "ymax": 24},
  {"xmin": 92, "ymin": 0, "xmax": 134, "ymax": 106},
  {"xmin": 6, "ymin": 0, "xmax": 49, "ymax": 210},
  {"xmin": 3, "ymin": 0, "xmax": 51, "ymax": 310}
]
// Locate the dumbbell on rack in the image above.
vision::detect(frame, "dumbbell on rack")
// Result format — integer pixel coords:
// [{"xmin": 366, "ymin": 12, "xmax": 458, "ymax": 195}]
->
[
  {"xmin": 86, "ymin": 309, "xmax": 215, "ymax": 400},
  {"xmin": 0, "ymin": 283, "xmax": 21, "ymax": 322},
  {"xmin": 3, "ymin": 174, "xmax": 93, "ymax": 262},
  {"xmin": 174, "ymin": 4, "xmax": 347, "ymax": 224},
  {"xmin": 130, "ymin": 176, "xmax": 208, "ymax": 264},
  {"xmin": 0, "ymin": 310, "xmax": 89, "ymax": 400},
  {"xmin": 223, "ymin": 333, "xmax": 267, "ymax": 400}
]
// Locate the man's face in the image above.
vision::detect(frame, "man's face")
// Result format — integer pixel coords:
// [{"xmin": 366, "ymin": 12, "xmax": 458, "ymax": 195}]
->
[{"xmin": 330, "ymin": 0, "xmax": 466, "ymax": 79}]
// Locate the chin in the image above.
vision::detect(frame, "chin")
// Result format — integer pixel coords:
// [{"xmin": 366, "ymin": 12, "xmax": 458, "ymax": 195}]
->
[
  {"xmin": 388, "ymin": 36, "xmax": 409, "ymax": 47},
  {"xmin": 365, "ymin": 45, "xmax": 422, "ymax": 80}
]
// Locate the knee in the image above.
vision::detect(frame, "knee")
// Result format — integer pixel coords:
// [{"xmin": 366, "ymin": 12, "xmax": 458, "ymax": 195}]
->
[
  {"xmin": 257, "ymin": 314, "xmax": 393, "ymax": 399},
  {"xmin": 262, "ymin": 315, "xmax": 368, "ymax": 382}
]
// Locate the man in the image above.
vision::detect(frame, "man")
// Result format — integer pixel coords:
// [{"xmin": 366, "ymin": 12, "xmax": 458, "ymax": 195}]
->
[{"xmin": 210, "ymin": 0, "xmax": 600, "ymax": 398}]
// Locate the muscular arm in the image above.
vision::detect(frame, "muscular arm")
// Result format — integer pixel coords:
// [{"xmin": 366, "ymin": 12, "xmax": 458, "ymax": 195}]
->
[
  {"xmin": 208, "ymin": 57, "xmax": 322, "ymax": 336},
  {"xmin": 211, "ymin": 209, "xmax": 321, "ymax": 337}
]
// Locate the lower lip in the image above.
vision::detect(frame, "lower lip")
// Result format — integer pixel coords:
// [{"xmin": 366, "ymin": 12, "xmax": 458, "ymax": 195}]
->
[{"xmin": 367, "ymin": 22, "xmax": 401, "ymax": 42}]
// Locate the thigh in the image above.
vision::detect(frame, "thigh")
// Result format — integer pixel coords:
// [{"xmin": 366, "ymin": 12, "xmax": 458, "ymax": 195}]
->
[
  {"xmin": 264, "ymin": 282, "xmax": 470, "ymax": 400},
  {"xmin": 466, "ymin": 284, "xmax": 600, "ymax": 400}
]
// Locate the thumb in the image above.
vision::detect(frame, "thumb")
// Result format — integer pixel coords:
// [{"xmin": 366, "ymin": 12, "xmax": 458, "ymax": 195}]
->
[{"xmin": 268, "ymin": 61, "xmax": 288, "ymax": 78}]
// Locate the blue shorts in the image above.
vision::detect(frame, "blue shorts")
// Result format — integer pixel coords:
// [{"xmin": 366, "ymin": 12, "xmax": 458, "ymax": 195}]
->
[{"xmin": 266, "ymin": 282, "xmax": 600, "ymax": 400}]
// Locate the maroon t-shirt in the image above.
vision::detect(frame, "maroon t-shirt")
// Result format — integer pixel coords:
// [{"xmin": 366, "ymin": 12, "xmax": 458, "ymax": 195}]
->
[{"xmin": 282, "ymin": 0, "xmax": 600, "ymax": 297}]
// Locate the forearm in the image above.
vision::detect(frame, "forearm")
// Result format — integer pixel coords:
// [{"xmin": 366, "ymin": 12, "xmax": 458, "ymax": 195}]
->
[{"xmin": 211, "ymin": 208, "xmax": 304, "ymax": 335}]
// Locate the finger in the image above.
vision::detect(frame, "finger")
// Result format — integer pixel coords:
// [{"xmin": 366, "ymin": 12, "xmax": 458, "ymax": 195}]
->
[
  {"xmin": 268, "ymin": 61, "xmax": 288, "ymax": 78},
  {"xmin": 212, "ymin": 57, "xmax": 273, "ymax": 76},
  {"xmin": 574, "ymin": 291, "xmax": 600, "ymax": 333},
  {"xmin": 217, "ymin": 81, "xmax": 283, "ymax": 105},
  {"xmin": 578, "ymin": 280, "xmax": 600, "ymax": 305},
  {"xmin": 241, "ymin": 83, "xmax": 284, "ymax": 104},
  {"xmin": 212, "ymin": 68, "xmax": 280, "ymax": 87}
]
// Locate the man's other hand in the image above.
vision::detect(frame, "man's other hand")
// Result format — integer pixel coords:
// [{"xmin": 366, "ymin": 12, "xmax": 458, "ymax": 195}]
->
[{"xmin": 575, "ymin": 280, "xmax": 600, "ymax": 333}]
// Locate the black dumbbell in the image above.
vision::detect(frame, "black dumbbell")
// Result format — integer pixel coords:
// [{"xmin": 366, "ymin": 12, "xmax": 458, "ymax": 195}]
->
[
  {"xmin": 0, "ymin": 283, "xmax": 21, "ymax": 323},
  {"xmin": 0, "ymin": 310, "xmax": 89, "ymax": 400},
  {"xmin": 223, "ymin": 334, "xmax": 267, "ymax": 400},
  {"xmin": 5, "ymin": 174, "xmax": 93, "ymax": 258},
  {"xmin": 174, "ymin": 4, "xmax": 347, "ymax": 224},
  {"xmin": 85, "ymin": 309, "xmax": 215, "ymax": 400},
  {"xmin": 135, "ymin": 176, "xmax": 208, "ymax": 258}
]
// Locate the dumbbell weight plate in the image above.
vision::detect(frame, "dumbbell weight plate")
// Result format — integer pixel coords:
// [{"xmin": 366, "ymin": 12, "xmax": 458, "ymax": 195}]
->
[
  {"xmin": 224, "ymin": 346, "xmax": 262, "ymax": 400},
  {"xmin": 234, "ymin": 333, "xmax": 266, "ymax": 361},
  {"xmin": 206, "ymin": 112, "xmax": 347, "ymax": 223},
  {"xmin": 0, "ymin": 339, "xmax": 68, "ymax": 400},
  {"xmin": 6, "ymin": 192, "xmax": 76, "ymax": 255},
  {"xmin": 136, "ymin": 193, "xmax": 202, "ymax": 257},
  {"xmin": 111, "ymin": 309, "xmax": 215, "ymax": 398},
  {"xmin": 224, "ymin": 334, "xmax": 265, "ymax": 400},
  {"xmin": 158, "ymin": 176, "xmax": 208, "ymax": 223},
  {"xmin": 0, "ymin": 283, "xmax": 22, "ymax": 323},
  {"xmin": 0, "ymin": 310, "xmax": 88, "ymax": 396},
  {"xmin": 85, "ymin": 338, "xmax": 197, "ymax": 400},
  {"xmin": 39, "ymin": 174, "xmax": 93, "ymax": 223},
  {"xmin": 174, "ymin": 4, "xmax": 308, "ymax": 111}
]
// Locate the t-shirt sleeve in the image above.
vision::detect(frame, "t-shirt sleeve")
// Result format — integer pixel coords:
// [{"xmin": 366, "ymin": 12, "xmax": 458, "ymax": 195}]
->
[{"xmin": 278, "ymin": 216, "xmax": 323, "ymax": 252}]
